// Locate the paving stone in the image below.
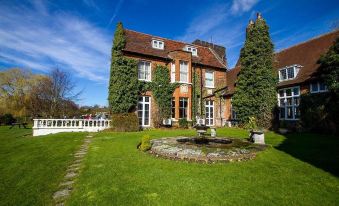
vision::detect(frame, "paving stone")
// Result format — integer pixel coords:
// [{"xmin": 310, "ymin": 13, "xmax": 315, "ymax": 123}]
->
[
  {"xmin": 74, "ymin": 159, "xmax": 83, "ymax": 164},
  {"xmin": 53, "ymin": 189, "xmax": 70, "ymax": 201},
  {"xmin": 66, "ymin": 167, "xmax": 79, "ymax": 173},
  {"xmin": 65, "ymin": 172, "xmax": 77, "ymax": 179},
  {"xmin": 59, "ymin": 180, "xmax": 74, "ymax": 187}
]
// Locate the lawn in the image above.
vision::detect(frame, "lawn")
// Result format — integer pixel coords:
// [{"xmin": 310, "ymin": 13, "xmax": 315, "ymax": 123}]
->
[
  {"xmin": 0, "ymin": 126, "xmax": 86, "ymax": 206},
  {"xmin": 1, "ymin": 127, "xmax": 338, "ymax": 206},
  {"xmin": 66, "ymin": 128, "xmax": 339, "ymax": 206}
]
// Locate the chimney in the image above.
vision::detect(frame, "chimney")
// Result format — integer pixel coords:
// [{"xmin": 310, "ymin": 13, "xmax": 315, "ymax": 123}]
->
[{"xmin": 246, "ymin": 19, "xmax": 254, "ymax": 37}]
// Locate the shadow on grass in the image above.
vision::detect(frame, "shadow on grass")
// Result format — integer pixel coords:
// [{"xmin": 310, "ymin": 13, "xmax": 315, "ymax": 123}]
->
[{"xmin": 275, "ymin": 132, "xmax": 339, "ymax": 177}]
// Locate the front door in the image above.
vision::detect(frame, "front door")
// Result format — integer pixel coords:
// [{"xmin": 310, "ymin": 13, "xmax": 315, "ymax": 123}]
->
[{"xmin": 138, "ymin": 96, "xmax": 151, "ymax": 127}]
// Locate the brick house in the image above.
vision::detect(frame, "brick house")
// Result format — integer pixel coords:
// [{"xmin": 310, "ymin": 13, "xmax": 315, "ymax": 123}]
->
[
  {"xmin": 121, "ymin": 27, "xmax": 338, "ymax": 128},
  {"xmin": 122, "ymin": 29, "xmax": 227, "ymax": 127},
  {"xmin": 222, "ymin": 30, "xmax": 339, "ymax": 125}
]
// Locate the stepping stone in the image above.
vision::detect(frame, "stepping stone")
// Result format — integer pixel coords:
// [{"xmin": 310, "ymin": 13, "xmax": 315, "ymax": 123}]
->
[
  {"xmin": 65, "ymin": 172, "xmax": 77, "ymax": 179},
  {"xmin": 59, "ymin": 180, "xmax": 74, "ymax": 187},
  {"xmin": 74, "ymin": 159, "xmax": 83, "ymax": 164},
  {"xmin": 69, "ymin": 163, "xmax": 81, "ymax": 168},
  {"xmin": 75, "ymin": 152, "xmax": 87, "ymax": 155},
  {"xmin": 53, "ymin": 189, "xmax": 70, "ymax": 201},
  {"xmin": 56, "ymin": 203, "xmax": 64, "ymax": 206},
  {"xmin": 66, "ymin": 167, "xmax": 79, "ymax": 172}
]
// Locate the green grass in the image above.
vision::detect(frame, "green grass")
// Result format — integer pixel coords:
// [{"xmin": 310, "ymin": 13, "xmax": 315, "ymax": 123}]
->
[
  {"xmin": 66, "ymin": 128, "xmax": 339, "ymax": 206},
  {"xmin": 0, "ymin": 126, "xmax": 86, "ymax": 206}
]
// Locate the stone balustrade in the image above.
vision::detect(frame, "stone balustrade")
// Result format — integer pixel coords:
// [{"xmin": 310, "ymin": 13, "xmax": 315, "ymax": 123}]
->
[{"xmin": 32, "ymin": 119, "xmax": 111, "ymax": 136}]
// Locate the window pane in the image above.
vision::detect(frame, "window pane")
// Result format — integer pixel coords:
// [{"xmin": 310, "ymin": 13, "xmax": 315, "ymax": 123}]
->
[
  {"xmin": 295, "ymin": 107, "xmax": 300, "ymax": 119},
  {"xmin": 171, "ymin": 98, "xmax": 175, "ymax": 118},
  {"xmin": 279, "ymin": 90, "xmax": 284, "ymax": 97},
  {"xmin": 286, "ymin": 89, "xmax": 292, "ymax": 96},
  {"xmin": 287, "ymin": 67, "xmax": 294, "ymax": 79},
  {"xmin": 138, "ymin": 62, "xmax": 145, "ymax": 79},
  {"xmin": 279, "ymin": 107, "xmax": 285, "ymax": 119},
  {"xmin": 294, "ymin": 97, "xmax": 300, "ymax": 106},
  {"xmin": 311, "ymin": 82, "xmax": 318, "ymax": 92},
  {"xmin": 319, "ymin": 82, "xmax": 326, "ymax": 91},
  {"xmin": 180, "ymin": 61, "xmax": 188, "ymax": 82},
  {"xmin": 293, "ymin": 87, "xmax": 299, "ymax": 96},
  {"xmin": 287, "ymin": 107, "xmax": 293, "ymax": 119},
  {"xmin": 286, "ymin": 98, "xmax": 292, "ymax": 106},
  {"xmin": 279, "ymin": 99, "xmax": 285, "ymax": 106},
  {"xmin": 280, "ymin": 69, "xmax": 287, "ymax": 80}
]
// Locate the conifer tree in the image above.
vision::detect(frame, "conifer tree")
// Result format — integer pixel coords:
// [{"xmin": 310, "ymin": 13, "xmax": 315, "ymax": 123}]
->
[
  {"xmin": 108, "ymin": 22, "xmax": 138, "ymax": 114},
  {"xmin": 317, "ymin": 37, "xmax": 339, "ymax": 94},
  {"xmin": 232, "ymin": 14, "xmax": 277, "ymax": 128}
]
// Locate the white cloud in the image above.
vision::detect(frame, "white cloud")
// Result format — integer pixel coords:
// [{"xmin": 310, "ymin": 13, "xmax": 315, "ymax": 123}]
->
[
  {"xmin": 231, "ymin": 0, "xmax": 259, "ymax": 14},
  {"xmin": 0, "ymin": 2, "xmax": 111, "ymax": 82}
]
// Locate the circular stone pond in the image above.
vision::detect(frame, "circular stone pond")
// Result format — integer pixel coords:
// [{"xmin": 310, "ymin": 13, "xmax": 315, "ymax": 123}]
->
[{"xmin": 150, "ymin": 137, "xmax": 268, "ymax": 163}]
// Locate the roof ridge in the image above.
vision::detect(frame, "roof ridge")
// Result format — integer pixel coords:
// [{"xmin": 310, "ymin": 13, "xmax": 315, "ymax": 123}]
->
[
  {"xmin": 208, "ymin": 47, "xmax": 227, "ymax": 69},
  {"xmin": 276, "ymin": 30, "xmax": 339, "ymax": 54},
  {"xmin": 124, "ymin": 28, "xmax": 212, "ymax": 49}
]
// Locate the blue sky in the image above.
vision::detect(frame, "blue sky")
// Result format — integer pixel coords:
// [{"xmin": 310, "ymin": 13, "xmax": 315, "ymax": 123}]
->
[{"xmin": 0, "ymin": 0, "xmax": 338, "ymax": 106}]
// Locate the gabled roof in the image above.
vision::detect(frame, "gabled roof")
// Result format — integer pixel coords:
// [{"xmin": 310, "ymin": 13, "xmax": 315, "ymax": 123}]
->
[
  {"xmin": 225, "ymin": 30, "xmax": 339, "ymax": 94},
  {"xmin": 275, "ymin": 30, "xmax": 339, "ymax": 87},
  {"xmin": 123, "ymin": 29, "xmax": 227, "ymax": 69}
]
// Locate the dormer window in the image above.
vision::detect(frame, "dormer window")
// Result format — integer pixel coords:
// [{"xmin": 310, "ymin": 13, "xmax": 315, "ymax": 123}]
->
[
  {"xmin": 152, "ymin": 39, "xmax": 164, "ymax": 50},
  {"xmin": 185, "ymin": 46, "xmax": 198, "ymax": 56},
  {"xmin": 279, "ymin": 65, "xmax": 301, "ymax": 82}
]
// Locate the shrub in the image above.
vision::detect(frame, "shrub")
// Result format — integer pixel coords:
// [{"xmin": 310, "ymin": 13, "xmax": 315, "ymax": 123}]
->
[
  {"xmin": 0, "ymin": 114, "xmax": 16, "ymax": 125},
  {"xmin": 300, "ymin": 93, "xmax": 338, "ymax": 134},
  {"xmin": 139, "ymin": 135, "xmax": 151, "ymax": 152},
  {"xmin": 244, "ymin": 116, "xmax": 259, "ymax": 131},
  {"xmin": 179, "ymin": 118, "xmax": 188, "ymax": 129},
  {"xmin": 111, "ymin": 113, "xmax": 139, "ymax": 132}
]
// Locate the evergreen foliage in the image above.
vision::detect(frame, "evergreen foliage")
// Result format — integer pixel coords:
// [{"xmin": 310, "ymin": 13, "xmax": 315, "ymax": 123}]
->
[
  {"xmin": 232, "ymin": 15, "xmax": 277, "ymax": 128},
  {"xmin": 317, "ymin": 37, "xmax": 339, "ymax": 94},
  {"xmin": 108, "ymin": 22, "xmax": 139, "ymax": 114},
  {"xmin": 151, "ymin": 65, "xmax": 177, "ymax": 125}
]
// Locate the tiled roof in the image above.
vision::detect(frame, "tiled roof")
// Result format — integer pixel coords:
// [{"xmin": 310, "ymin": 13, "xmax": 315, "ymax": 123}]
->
[
  {"xmin": 123, "ymin": 29, "xmax": 227, "ymax": 69},
  {"xmin": 225, "ymin": 30, "xmax": 339, "ymax": 94},
  {"xmin": 275, "ymin": 30, "xmax": 339, "ymax": 87}
]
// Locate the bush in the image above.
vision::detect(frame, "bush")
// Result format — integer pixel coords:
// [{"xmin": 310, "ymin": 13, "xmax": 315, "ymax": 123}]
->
[
  {"xmin": 111, "ymin": 113, "xmax": 139, "ymax": 132},
  {"xmin": 139, "ymin": 135, "xmax": 151, "ymax": 152},
  {"xmin": 179, "ymin": 118, "xmax": 188, "ymax": 128},
  {"xmin": 0, "ymin": 114, "xmax": 16, "ymax": 125},
  {"xmin": 300, "ymin": 93, "xmax": 338, "ymax": 134}
]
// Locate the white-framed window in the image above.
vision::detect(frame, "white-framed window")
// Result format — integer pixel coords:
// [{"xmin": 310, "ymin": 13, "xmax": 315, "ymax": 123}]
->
[
  {"xmin": 205, "ymin": 100, "xmax": 214, "ymax": 126},
  {"xmin": 205, "ymin": 70, "xmax": 214, "ymax": 88},
  {"xmin": 137, "ymin": 96, "xmax": 151, "ymax": 127},
  {"xmin": 179, "ymin": 97, "xmax": 188, "ymax": 119},
  {"xmin": 279, "ymin": 65, "xmax": 301, "ymax": 82},
  {"xmin": 179, "ymin": 60, "xmax": 189, "ymax": 83},
  {"xmin": 185, "ymin": 46, "xmax": 198, "ymax": 56},
  {"xmin": 310, "ymin": 81, "xmax": 328, "ymax": 93},
  {"xmin": 152, "ymin": 39, "xmax": 164, "ymax": 50},
  {"xmin": 278, "ymin": 86, "xmax": 300, "ymax": 120},
  {"xmin": 171, "ymin": 62, "xmax": 176, "ymax": 83},
  {"xmin": 171, "ymin": 97, "xmax": 175, "ymax": 119},
  {"xmin": 138, "ymin": 61, "xmax": 151, "ymax": 81}
]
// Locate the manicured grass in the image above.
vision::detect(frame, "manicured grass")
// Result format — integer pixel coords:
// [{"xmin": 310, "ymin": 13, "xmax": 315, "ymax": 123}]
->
[
  {"xmin": 67, "ymin": 128, "xmax": 339, "ymax": 205},
  {"xmin": 0, "ymin": 126, "xmax": 86, "ymax": 206}
]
